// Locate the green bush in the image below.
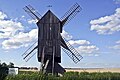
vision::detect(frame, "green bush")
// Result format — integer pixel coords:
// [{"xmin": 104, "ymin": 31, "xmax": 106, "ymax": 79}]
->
[{"xmin": 0, "ymin": 67, "xmax": 8, "ymax": 80}]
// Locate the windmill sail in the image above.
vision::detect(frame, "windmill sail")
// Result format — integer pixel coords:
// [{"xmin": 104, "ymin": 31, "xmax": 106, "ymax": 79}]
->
[
  {"xmin": 22, "ymin": 41, "xmax": 38, "ymax": 62},
  {"xmin": 61, "ymin": 36, "xmax": 83, "ymax": 64},
  {"xmin": 60, "ymin": 35, "xmax": 70, "ymax": 50},
  {"xmin": 60, "ymin": 3, "xmax": 82, "ymax": 26},
  {"xmin": 23, "ymin": 5, "xmax": 41, "ymax": 21}
]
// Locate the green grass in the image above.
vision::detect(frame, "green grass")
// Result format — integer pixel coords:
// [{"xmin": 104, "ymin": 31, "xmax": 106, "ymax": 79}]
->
[{"xmin": 3, "ymin": 71, "xmax": 120, "ymax": 80}]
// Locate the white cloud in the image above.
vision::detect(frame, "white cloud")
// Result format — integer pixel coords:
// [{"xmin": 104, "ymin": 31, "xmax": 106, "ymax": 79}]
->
[
  {"xmin": 28, "ymin": 19, "xmax": 37, "ymax": 24},
  {"xmin": 61, "ymin": 30, "xmax": 99, "ymax": 55},
  {"xmin": 0, "ymin": 11, "xmax": 7, "ymax": 20},
  {"xmin": 0, "ymin": 11, "xmax": 98, "ymax": 53},
  {"xmin": 61, "ymin": 30, "xmax": 72, "ymax": 40},
  {"xmin": 0, "ymin": 11, "xmax": 24, "ymax": 38},
  {"xmin": 0, "ymin": 11, "xmax": 38, "ymax": 49},
  {"xmin": 21, "ymin": 15, "xmax": 25, "ymax": 18},
  {"xmin": 0, "ymin": 20, "xmax": 24, "ymax": 38},
  {"xmin": 109, "ymin": 40, "xmax": 120, "ymax": 50},
  {"xmin": 76, "ymin": 45, "xmax": 99, "ymax": 54},
  {"xmin": 90, "ymin": 8, "xmax": 120, "ymax": 34},
  {"xmin": 2, "ymin": 29, "xmax": 38, "ymax": 49},
  {"xmin": 68, "ymin": 40, "xmax": 90, "ymax": 46},
  {"xmin": 111, "ymin": 45, "xmax": 120, "ymax": 49},
  {"xmin": 116, "ymin": 40, "xmax": 120, "ymax": 44}
]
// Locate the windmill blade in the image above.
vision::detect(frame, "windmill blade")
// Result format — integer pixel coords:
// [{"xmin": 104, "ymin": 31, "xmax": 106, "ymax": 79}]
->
[
  {"xmin": 23, "ymin": 46, "xmax": 37, "ymax": 60},
  {"xmin": 23, "ymin": 46, "xmax": 38, "ymax": 62},
  {"xmin": 61, "ymin": 36, "xmax": 83, "ymax": 63},
  {"xmin": 22, "ymin": 41, "xmax": 37, "ymax": 56},
  {"xmin": 23, "ymin": 5, "xmax": 41, "ymax": 21},
  {"xmin": 25, "ymin": 52, "xmax": 36, "ymax": 62},
  {"xmin": 60, "ymin": 3, "xmax": 82, "ymax": 26},
  {"xmin": 22, "ymin": 41, "xmax": 38, "ymax": 62},
  {"xmin": 60, "ymin": 35, "xmax": 70, "ymax": 50}
]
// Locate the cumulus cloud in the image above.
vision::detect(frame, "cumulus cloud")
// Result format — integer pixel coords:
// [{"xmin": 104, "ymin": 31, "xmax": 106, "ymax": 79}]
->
[
  {"xmin": 0, "ymin": 11, "xmax": 7, "ymax": 20},
  {"xmin": 90, "ymin": 8, "xmax": 120, "ymax": 34},
  {"xmin": 0, "ymin": 11, "xmax": 24, "ymax": 38},
  {"xmin": 28, "ymin": 19, "xmax": 37, "ymax": 24},
  {"xmin": 0, "ymin": 11, "xmax": 38, "ymax": 49},
  {"xmin": 76, "ymin": 45, "xmax": 99, "ymax": 54},
  {"xmin": 61, "ymin": 30, "xmax": 72, "ymax": 40},
  {"xmin": 68, "ymin": 40, "xmax": 90, "ymax": 46},
  {"xmin": 69, "ymin": 40, "xmax": 99, "ymax": 54},
  {"xmin": 2, "ymin": 29, "xmax": 38, "ymax": 49},
  {"xmin": 109, "ymin": 40, "xmax": 120, "ymax": 50},
  {"xmin": 0, "ymin": 20, "xmax": 24, "ymax": 38},
  {"xmin": 111, "ymin": 45, "xmax": 120, "ymax": 49},
  {"xmin": 61, "ymin": 30, "xmax": 99, "ymax": 55},
  {"xmin": 0, "ymin": 11, "xmax": 99, "ymax": 53},
  {"xmin": 21, "ymin": 15, "xmax": 25, "ymax": 18},
  {"xmin": 116, "ymin": 40, "xmax": 120, "ymax": 44}
]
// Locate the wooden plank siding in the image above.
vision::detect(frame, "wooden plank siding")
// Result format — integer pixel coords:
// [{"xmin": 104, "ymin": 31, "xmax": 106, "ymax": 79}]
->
[{"xmin": 37, "ymin": 10, "xmax": 61, "ymax": 63}]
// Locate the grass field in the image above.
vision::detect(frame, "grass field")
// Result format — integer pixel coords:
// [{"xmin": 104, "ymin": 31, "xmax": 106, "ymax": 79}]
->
[
  {"xmin": 3, "ymin": 68, "xmax": 120, "ymax": 80},
  {"xmin": 5, "ymin": 71, "xmax": 120, "ymax": 80}
]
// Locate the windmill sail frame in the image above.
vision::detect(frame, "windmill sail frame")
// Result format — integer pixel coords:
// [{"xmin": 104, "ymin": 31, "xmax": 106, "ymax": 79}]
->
[{"xmin": 61, "ymin": 37, "xmax": 83, "ymax": 63}]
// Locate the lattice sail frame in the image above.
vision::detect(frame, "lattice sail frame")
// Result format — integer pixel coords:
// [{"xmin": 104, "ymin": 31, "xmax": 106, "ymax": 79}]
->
[
  {"xmin": 22, "ymin": 41, "xmax": 37, "ymax": 62},
  {"xmin": 23, "ymin": 5, "xmax": 41, "ymax": 21},
  {"xmin": 61, "ymin": 37, "xmax": 83, "ymax": 64},
  {"xmin": 60, "ymin": 3, "xmax": 82, "ymax": 26}
]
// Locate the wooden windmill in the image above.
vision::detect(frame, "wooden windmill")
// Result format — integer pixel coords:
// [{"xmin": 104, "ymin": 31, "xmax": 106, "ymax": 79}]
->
[{"xmin": 22, "ymin": 3, "xmax": 83, "ymax": 75}]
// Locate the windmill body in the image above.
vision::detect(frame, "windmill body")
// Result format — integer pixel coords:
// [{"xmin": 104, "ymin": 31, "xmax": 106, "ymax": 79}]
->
[
  {"xmin": 37, "ymin": 10, "xmax": 61, "ymax": 63},
  {"xmin": 37, "ymin": 10, "xmax": 65, "ymax": 74},
  {"xmin": 22, "ymin": 3, "xmax": 83, "ymax": 75}
]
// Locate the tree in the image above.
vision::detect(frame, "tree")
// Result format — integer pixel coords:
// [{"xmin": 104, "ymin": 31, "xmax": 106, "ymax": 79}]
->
[
  {"xmin": 0, "ymin": 63, "xmax": 1, "ymax": 67},
  {"xmin": 2, "ymin": 62, "xmax": 7, "ymax": 67},
  {"xmin": 0, "ymin": 60, "xmax": 1, "ymax": 67},
  {"xmin": 8, "ymin": 62, "xmax": 14, "ymax": 68}
]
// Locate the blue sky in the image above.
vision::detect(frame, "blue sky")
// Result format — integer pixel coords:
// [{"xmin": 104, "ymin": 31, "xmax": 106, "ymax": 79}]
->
[{"xmin": 0, "ymin": 0, "xmax": 120, "ymax": 68}]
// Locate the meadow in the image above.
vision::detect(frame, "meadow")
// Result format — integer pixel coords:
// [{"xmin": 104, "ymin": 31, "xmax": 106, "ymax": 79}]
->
[{"xmin": 3, "ymin": 71, "xmax": 120, "ymax": 80}]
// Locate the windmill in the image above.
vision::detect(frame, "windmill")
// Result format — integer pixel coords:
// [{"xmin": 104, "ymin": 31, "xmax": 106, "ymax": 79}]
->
[{"xmin": 22, "ymin": 3, "xmax": 83, "ymax": 75}]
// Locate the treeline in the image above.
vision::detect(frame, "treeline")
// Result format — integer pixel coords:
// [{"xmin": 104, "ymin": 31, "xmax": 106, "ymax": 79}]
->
[{"xmin": 0, "ymin": 62, "xmax": 14, "ymax": 68}]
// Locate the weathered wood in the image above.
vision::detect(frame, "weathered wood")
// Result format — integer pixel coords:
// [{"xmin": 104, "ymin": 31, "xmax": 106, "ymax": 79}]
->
[{"xmin": 37, "ymin": 10, "xmax": 61, "ymax": 63}]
